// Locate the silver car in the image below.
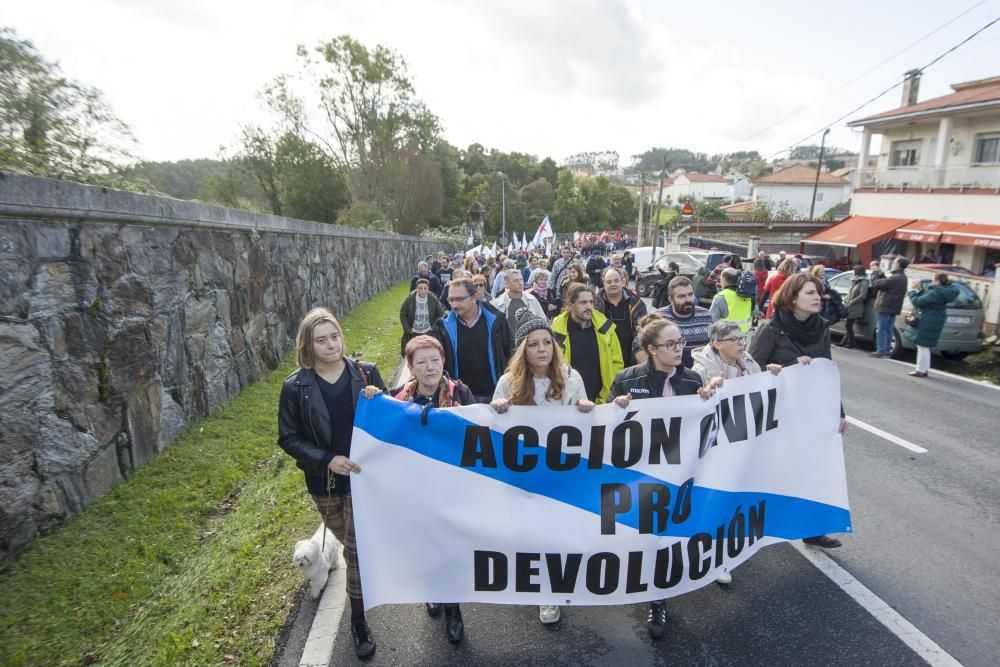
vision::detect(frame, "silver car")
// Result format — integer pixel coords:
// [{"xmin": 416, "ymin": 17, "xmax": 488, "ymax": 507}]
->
[{"xmin": 827, "ymin": 270, "xmax": 985, "ymax": 359}]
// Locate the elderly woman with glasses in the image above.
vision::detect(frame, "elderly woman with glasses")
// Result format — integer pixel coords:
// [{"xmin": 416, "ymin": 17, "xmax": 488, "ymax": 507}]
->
[{"xmin": 692, "ymin": 320, "xmax": 782, "ymax": 382}]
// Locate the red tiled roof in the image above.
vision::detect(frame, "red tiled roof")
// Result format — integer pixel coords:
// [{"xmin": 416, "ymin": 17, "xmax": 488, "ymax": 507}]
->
[
  {"xmin": 679, "ymin": 173, "xmax": 727, "ymax": 183},
  {"xmin": 719, "ymin": 201, "xmax": 757, "ymax": 212},
  {"xmin": 753, "ymin": 164, "xmax": 850, "ymax": 186},
  {"xmin": 849, "ymin": 76, "xmax": 1000, "ymax": 125}
]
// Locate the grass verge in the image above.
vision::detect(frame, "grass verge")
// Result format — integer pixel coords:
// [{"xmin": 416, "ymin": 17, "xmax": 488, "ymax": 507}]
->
[{"xmin": 0, "ymin": 282, "xmax": 407, "ymax": 667}]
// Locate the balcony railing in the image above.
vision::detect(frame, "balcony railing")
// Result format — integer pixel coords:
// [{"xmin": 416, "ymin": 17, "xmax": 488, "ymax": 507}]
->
[{"xmin": 857, "ymin": 164, "xmax": 1000, "ymax": 191}]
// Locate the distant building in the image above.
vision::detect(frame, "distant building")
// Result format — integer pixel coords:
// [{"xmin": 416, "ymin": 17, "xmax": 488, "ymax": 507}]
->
[
  {"xmin": 751, "ymin": 164, "xmax": 851, "ymax": 219},
  {"xmin": 818, "ymin": 71, "xmax": 1000, "ymax": 273},
  {"xmin": 800, "ymin": 71, "xmax": 1000, "ymax": 275}
]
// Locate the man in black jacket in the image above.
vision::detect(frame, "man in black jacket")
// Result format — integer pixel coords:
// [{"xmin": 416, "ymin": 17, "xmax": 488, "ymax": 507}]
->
[
  {"xmin": 433, "ymin": 277, "xmax": 514, "ymax": 403},
  {"xmin": 410, "ymin": 261, "xmax": 443, "ymax": 297},
  {"xmin": 868, "ymin": 257, "xmax": 908, "ymax": 357}
]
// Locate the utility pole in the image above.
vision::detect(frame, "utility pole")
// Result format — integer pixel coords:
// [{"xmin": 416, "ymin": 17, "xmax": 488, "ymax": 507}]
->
[
  {"xmin": 653, "ymin": 158, "xmax": 667, "ymax": 255},
  {"xmin": 809, "ymin": 129, "xmax": 830, "ymax": 220},
  {"xmin": 637, "ymin": 172, "xmax": 645, "ymax": 247},
  {"xmin": 498, "ymin": 171, "xmax": 507, "ymax": 246}
]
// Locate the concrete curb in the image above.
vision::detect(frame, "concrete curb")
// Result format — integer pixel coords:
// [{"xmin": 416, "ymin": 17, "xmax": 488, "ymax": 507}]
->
[{"xmin": 296, "ymin": 357, "xmax": 409, "ymax": 666}]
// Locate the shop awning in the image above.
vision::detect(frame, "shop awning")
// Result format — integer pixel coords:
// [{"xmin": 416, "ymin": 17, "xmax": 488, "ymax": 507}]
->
[
  {"xmin": 803, "ymin": 216, "xmax": 914, "ymax": 248},
  {"xmin": 894, "ymin": 220, "xmax": 964, "ymax": 243},
  {"xmin": 940, "ymin": 223, "xmax": 1000, "ymax": 249}
]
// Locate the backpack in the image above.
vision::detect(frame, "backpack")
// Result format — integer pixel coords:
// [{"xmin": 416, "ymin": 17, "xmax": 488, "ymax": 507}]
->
[{"xmin": 736, "ymin": 270, "xmax": 757, "ymax": 299}]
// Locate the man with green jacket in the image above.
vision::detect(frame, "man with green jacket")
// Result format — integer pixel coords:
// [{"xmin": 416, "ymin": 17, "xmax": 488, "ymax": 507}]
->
[{"xmin": 551, "ymin": 283, "xmax": 624, "ymax": 403}]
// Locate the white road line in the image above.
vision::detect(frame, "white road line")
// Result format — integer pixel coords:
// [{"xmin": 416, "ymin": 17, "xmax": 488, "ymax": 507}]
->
[
  {"xmin": 299, "ymin": 547, "xmax": 348, "ymax": 667},
  {"xmin": 792, "ymin": 542, "xmax": 963, "ymax": 667},
  {"xmin": 883, "ymin": 357, "xmax": 1000, "ymax": 391},
  {"xmin": 846, "ymin": 416, "xmax": 928, "ymax": 454}
]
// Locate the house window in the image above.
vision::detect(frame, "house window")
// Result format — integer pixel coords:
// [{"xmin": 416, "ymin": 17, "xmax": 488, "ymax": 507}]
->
[
  {"xmin": 815, "ymin": 192, "xmax": 824, "ymax": 202},
  {"xmin": 890, "ymin": 140, "xmax": 920, "ymax": 167},
  {"xmin": 974, "ymin": 133, "xmax": 1000, "ymax": 164}
]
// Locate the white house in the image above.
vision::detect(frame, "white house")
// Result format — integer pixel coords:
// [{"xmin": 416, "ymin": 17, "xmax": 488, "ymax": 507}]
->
[
  {"xmin": 726, "ymin": 171, "xmax": 752, "ymax": 201},
  {"xmin": 833, "ymin": 71, "xmax": 1000, "ymax": 275},
  {"xmin": 646, "ymin": 172, "xmax": 730, "ymax": 205},
  {"xmin": 751, "ymin": 164, "xmax": 851, "ymax": 219}
]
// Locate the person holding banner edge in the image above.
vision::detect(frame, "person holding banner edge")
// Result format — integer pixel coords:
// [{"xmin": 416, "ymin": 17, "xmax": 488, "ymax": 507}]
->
[
  {"xmin": 491, "ymin": 308, "xmax": 597, "ymax": 626},
  {"xmin": 390, "ymin": 334, "xmax": 474, "ymax": 643},
  {"xmin": 748, "ymin": 271, "xmax": 848, "ymax": 551},
  {"xmin": 608, "ymin": 318, "xmax": 724, "ymax": 640},
  {"xmin": 277, "ymin": 308, "xmax": 386, "ymax": 660}
]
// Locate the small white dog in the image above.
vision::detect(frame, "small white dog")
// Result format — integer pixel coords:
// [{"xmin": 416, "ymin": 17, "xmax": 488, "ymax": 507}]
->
[{"xmin": 293, "ymin": 523, "xmax": 341, "ymax": 600}]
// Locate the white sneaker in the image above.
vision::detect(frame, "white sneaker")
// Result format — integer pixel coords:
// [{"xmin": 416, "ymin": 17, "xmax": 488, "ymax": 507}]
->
[
  {"xmin": 716, "ymin": 571, "xmax": 733, "ymax": 585},
  {"xmin": 538, "ymin": 605, "xmax": 561, "ymax": 624}
]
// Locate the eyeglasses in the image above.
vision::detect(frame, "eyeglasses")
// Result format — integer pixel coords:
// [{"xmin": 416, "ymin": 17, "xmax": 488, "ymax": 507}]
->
[
  {"xmin": 718, "ymin": 336, "xmax": 746, "ymax": 345},
  {"xmin": 653, "ymin": 339, "xmax": 686, "ymax": 350},
  {"xmin": 447, "ymin": 294, "xmax": 472, "ymax": 304}
]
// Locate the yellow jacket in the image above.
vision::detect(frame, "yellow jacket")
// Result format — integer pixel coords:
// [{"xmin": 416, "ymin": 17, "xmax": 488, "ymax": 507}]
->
[{"xmin": 551, "ymin": 310, "xmax": 624, "ymax": 403}]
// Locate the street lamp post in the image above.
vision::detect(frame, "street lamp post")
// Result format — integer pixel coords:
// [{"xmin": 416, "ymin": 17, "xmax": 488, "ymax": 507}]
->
[
  {"xmin": 809, "ymin": 128, "xmax": 831, "ymax": 220},
  {"xmin": 497, "ymin": 171, "xmax": 507, "ymax": 247}
]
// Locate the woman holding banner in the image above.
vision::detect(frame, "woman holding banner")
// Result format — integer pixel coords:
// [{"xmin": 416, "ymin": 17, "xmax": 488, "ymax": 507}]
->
[
  {"xmin": 692, "ymin": 320, "xmax": 783, "ymax": 381},
  {"xmin": 608, "ymin": 318, "xmax": 724, "ymax": 640},
  {"xmin": 390, "ymin": 334, "xmax": 474, "ymax": 643},
  {"xmin": 277, "ymin": 307, "xmax": 386, "ymax": 660},
  {"xmin": 748, "ymin": 272, "xmax": 847, "ymax": 550},
  {"xmin": 491, "ymin": 308, "xmax": 595, "ymax": 625}
]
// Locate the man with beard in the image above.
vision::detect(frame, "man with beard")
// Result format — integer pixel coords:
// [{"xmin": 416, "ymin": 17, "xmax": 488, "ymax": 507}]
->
[
  {"xmin": 551, "ymin": 283, "xmax": 624, "ymax": 403},
  {"xmin": 654, "ymin": 276, "xmax": 713, "ymax": 369}
]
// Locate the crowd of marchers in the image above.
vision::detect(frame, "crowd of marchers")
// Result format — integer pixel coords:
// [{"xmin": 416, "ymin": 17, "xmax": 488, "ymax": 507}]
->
[{"xmin": 273, "ymin": 243, "xmax": 904, "ymax": 660}]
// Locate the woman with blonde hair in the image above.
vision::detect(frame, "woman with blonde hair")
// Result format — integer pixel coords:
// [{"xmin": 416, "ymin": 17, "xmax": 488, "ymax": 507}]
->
[
  {"xmin": 491, "ymin": 308, "xmax": 594, "ymax": 626},
  {"xmin": 278, "ymin": 307, "xmax": 386, "ymax": 659}
]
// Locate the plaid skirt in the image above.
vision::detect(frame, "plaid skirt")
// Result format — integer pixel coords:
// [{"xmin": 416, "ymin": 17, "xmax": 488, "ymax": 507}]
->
[{"xmin": 311, "ymin": 492, "xmax": 363, "ymax": 600}]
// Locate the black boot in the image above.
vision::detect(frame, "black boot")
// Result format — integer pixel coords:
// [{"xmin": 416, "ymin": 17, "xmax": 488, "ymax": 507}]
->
[
  {"xmin": 351, "ymin": 618, "xmax": 376, "ymax": 659},
  {"xmin": 803, "ymin": 534, "xmax": 842, "ymax": 549},
  {"xmin": 425, "ymin": 603, "xmax": 442, "ymax": 617},
  {"xmin": 646, "ymin": 601, "xmax": 668, "ymax": 639},
  {"xmin": 444, "ymin": 604, "xmax": 464, "ymax": 643}
]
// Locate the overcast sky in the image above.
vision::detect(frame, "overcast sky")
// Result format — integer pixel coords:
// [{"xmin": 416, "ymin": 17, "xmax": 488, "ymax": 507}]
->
[{"xmin": 6, "ymin": 0, "xmax": 1000, "ymax": 165}]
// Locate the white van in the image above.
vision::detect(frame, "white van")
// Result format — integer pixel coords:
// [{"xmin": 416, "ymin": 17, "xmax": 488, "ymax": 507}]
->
[{"xmin": 628, "ymin": 246, "xmax": 669, "ymax": 274}]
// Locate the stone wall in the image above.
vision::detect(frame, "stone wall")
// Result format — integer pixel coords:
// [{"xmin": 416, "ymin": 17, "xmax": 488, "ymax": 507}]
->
[{"xmin": 0, "ymin": 172, "xmax": 448, "ymax": 564}]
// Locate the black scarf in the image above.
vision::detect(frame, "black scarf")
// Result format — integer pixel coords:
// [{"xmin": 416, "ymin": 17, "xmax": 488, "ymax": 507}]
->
[{"xmin": 775, "ymin": 309, "xmax": 826, "ymax": 346}]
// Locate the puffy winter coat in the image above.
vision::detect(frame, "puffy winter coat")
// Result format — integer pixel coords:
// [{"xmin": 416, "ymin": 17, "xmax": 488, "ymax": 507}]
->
[{"xmin": 903, "ymin": 283, "xmax": 959, "ymax": 348}]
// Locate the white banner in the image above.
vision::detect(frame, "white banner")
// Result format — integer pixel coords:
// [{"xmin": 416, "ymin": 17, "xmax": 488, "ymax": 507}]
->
[{"xmin": 351, "ymin": 360, "xmax": 850, "ymax": 609}]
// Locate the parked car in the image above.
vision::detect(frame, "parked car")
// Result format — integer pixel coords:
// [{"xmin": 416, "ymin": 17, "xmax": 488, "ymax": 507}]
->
[
  {"xmin": 826, "ymin": 269, "xmax": 985, "ymax": 358},
  {"xmin": 635, "ymin": 250, "xmax": 728, "ymax": 299},
  {"xmin": 908, "ymin": 263, "xmax": 976, "ymax": 276}
]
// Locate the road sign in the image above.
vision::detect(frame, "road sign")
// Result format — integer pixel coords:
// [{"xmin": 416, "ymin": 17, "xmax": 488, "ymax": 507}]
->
[{"xmin": 681, "ymin": 201, "xmax": 694, "ymax": 218}]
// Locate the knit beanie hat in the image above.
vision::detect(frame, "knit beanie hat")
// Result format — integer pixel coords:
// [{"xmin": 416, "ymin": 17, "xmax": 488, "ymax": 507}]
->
[{"xmin": 513, "ymin": 307, "xmax": 551, "ymax": 347}]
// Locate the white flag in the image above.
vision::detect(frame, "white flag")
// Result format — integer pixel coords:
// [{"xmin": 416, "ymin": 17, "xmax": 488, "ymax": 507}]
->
[{"xmin": 531, "ymin": 216, "xmax": 554, "ymax": 246}]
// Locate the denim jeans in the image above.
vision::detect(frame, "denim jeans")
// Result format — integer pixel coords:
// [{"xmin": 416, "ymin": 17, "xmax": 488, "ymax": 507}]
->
[{"xmin": 876, "ymin": 312, "xmax": 896, "ymax": 354}]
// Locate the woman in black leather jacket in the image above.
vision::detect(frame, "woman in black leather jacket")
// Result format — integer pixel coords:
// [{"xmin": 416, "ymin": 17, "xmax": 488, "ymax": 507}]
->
[{"xmin": 278, "ymin": 307, "xmax": 385, "ymax": 660}]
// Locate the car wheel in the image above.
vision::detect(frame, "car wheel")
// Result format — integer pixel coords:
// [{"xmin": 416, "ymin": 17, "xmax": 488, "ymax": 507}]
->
[
  {"xmin": 889, "ymin": 328, "xmax": 906, "ymax": 359},
  {"xmin": 637, "ymin": 281, "xmax": 649, "ymax": 297},
  {"xmin": 940, "ymin": 351, "xmax": 968, "ymax": 360}
]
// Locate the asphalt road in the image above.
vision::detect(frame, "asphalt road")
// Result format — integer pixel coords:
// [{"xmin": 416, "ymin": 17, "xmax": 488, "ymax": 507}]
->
[{"xmin": 279, "ymin": 314, "xmax": 1000, "ymax": 667}]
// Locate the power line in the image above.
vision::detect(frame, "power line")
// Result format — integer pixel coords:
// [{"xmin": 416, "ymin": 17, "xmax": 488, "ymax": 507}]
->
[
  {"xmin": 742, "ymin": 0, "xmax": 988, "ymax": 143},
  {"xmin": 764, "ymin": 13, "xmax": 1000, "ymax": 160}
]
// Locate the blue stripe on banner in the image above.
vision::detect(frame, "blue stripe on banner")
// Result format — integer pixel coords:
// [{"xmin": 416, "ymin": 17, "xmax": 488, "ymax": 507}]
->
[{"xmin": 356, "ymin": 396, "xmax": 850, "ymax": 539}]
